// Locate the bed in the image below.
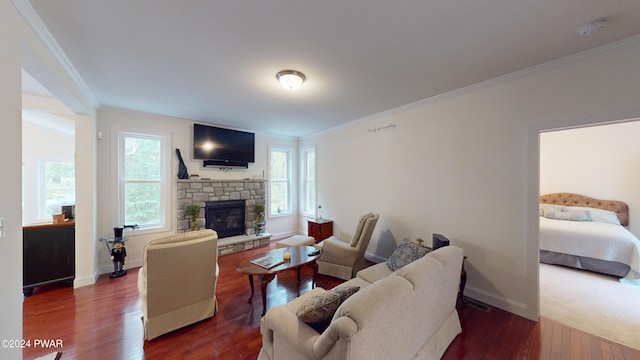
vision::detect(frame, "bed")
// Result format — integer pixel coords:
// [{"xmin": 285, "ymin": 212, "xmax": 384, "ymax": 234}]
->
[{"xmin": 539, "ymin": 193, "xmax": 640, "ymax": 285}]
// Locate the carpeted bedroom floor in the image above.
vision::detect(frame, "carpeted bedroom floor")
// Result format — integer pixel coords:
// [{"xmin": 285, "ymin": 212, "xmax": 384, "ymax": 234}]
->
[{"xmin": 540, "ymin": 263, "xmax": 640, "ymax": 350}]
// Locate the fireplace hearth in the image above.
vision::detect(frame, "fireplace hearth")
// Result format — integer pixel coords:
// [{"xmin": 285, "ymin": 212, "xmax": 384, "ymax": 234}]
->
[{"xmin": 205, "ymin": 200, "xmax": 245, "ymax": 238}]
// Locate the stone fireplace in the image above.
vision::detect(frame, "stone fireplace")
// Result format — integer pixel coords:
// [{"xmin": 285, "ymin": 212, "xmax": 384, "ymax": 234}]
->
[{"xmin": 177, "ymin": 179, "xmax": 270, "ymax": 254}]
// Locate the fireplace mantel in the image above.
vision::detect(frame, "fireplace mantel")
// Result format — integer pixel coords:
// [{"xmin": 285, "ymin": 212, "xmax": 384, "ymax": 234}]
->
[{"xmin": 177, "ymin": 179, "xmax": 267, "ymax": 184}]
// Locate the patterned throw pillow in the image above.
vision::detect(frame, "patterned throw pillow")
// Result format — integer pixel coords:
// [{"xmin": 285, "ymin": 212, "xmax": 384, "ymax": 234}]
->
[
  {"xmin": 296, "ymin": 286, "xmax": 360, "ymax": 332},
  {"xmin": 386, "ymin": 238, "xmax": 430, "ymax": 271}
]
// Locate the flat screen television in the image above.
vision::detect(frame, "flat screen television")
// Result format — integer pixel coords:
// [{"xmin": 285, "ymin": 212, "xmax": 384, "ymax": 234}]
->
[{"xmin": 193, "ymin": 124, "xmax": 255, "ymax": 163}]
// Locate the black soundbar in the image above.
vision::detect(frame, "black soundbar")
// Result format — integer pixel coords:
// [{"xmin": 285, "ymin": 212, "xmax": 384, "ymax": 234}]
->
[{"xmin": 203, "ymin": 159, "xmax": 249, "ymax": 168}]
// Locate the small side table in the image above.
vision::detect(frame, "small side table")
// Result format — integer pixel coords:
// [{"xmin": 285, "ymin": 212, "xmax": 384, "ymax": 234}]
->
[
  {"xmin": 308, "ymin": 219, "xmax": 333, "ymax": 243},
  {"xmin": 459, "ymin": 256, "xmax": 468, "ymax": 303}
]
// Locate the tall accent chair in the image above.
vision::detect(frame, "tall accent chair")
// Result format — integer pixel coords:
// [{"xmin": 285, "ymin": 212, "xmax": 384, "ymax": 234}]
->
[
  {"xmin": 316, "ymin": 213, "xmax": 379, "ymax": 280},
  {"xmin": 137, "ymin": 229, "xmax": 219, "ymax": 340}
]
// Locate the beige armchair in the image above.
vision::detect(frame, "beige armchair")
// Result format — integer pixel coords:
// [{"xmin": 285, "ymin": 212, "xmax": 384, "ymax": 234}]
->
[
  {"xmin": 137, "ymin": 229, "xmax": 219, "ymax": 340},
  {"xmin": 316, "ymin": 213, "xmax": 379, "ymax": 280}
]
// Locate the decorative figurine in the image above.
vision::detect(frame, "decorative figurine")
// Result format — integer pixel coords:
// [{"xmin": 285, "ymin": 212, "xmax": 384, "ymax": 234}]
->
[
  {"xmin": 176, "ymin": 148, "xmax": 189, "ymax": 179},
  {"xmin": 100, "ymin": 224, "xmax": 137, "ymax": 279},
  {"xmin": 110, "ymin": 241, "xmax": 127, "ymax": 278}
]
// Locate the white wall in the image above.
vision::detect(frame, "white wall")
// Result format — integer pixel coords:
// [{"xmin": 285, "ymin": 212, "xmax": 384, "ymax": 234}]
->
[
  {"xmin": 96, "ymin": 107, "xmax": 298, "ymax": 273},
  {"xmin": 540, "ymin": 121, "xmax": 640, "ymax": 237},
  {"xmin": 1, "ymin": 4, "xmax": 96, "ymax": 356},
  {"xmin": 303, "ymin": 37, "xmax": 640, "ymax": 320},
  {"xmin": 75, "ymin": 113, "xmax": 98, "ymax": 287},
  {"xmin": 0, "ymin": 4, "xmax": 25, "ymax": 357}
]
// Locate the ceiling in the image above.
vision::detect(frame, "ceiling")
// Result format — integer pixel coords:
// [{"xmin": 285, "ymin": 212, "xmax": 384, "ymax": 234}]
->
[{"xmin": 26, "ymin": 1, "xmax": 640, "ymax": 138}]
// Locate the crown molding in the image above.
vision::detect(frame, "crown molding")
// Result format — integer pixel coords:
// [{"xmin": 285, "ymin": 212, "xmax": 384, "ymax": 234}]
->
[
  {"xmin": 11, "ymin": 0, "xmax": 99, "ymax": 108},
  {"xmin": 303, "ymin": 34, "xmax": 640, "ymax": 140}
]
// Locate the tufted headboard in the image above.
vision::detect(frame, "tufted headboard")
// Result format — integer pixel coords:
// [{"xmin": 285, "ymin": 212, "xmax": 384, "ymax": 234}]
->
[{"xmin": 540, "ymin": 193, "xmax": 628, "ymax": 226}]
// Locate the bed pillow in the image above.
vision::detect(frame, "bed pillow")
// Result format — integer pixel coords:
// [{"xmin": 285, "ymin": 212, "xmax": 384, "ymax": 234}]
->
[
  {"xmin": 540, "ymin": 203, "xmax": 568, "ymax": 216},
  {"xmin": 567, "ymin": 209, "xmax": 592, "ymax": 221},
  {"xmin": 567, "ymin": 206, "xmax": 621, "ymax": 225},
  {"xmin": 544, "ymin": 209, "xmax": 590, "ymax": 222}
]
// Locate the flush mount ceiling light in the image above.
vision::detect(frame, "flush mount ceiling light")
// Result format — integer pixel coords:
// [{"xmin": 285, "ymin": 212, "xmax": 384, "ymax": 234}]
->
[
  {"xmin": 276, "ymin": 70, "xmax": 306, "ymax": 91},
  {"xmin": 579, "ymin": 18, "xmax": 607, "ymax": 36}
]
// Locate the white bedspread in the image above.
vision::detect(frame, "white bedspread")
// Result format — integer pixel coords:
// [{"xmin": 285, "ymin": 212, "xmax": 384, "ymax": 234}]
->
[{"xmin": 539, "ymin": 217, "xmax": 640, "ymax": 284}]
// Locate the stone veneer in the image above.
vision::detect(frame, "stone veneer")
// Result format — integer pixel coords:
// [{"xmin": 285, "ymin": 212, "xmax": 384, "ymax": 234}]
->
[{"xmin": 177, "ymin": 179, "xmax": 271, "ymax": 254}]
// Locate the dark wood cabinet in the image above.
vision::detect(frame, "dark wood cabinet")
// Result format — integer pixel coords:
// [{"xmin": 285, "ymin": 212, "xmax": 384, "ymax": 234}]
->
[
  {"xmin": 307, "ymin": 219, "xmax": 333, "ymax": 243},
  {"xmin": 23, "ymin": 221, "xmax": 75, "ymax": 296}
]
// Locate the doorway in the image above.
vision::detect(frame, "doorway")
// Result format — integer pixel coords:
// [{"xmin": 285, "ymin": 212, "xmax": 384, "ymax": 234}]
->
[
  {"xmin": 538, "ymin": 119, "xmax": 640, "ymax": 349},
  {"xmin": 22, "ymin": 69, "xmax": 76, "ymax": 226}
]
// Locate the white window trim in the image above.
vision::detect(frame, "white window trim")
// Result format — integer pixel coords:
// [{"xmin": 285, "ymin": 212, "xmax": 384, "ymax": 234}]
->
[
  {"xmin": 268, "ymin": 144, "xmax": 296, "ymax": 217},
  {"xmin": 300, "ymin": 145, "xmax": 316, "ymax": 217},
  {"xmin": 113, "ymin": 130, "xmax": 171, "ymax": 234}
]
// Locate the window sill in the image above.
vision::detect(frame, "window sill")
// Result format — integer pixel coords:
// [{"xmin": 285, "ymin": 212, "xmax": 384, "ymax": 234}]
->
[
  {"xmin": 269, "ymin": 212, "xmax": 294, "ymax": 219},
  {"xmin": 116, "ymin": 225, "xmax": 170, "ymax": 238}
]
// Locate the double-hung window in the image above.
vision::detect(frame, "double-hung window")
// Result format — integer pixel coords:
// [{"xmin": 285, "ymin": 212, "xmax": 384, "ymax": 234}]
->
[
  {"xmin": 300, "ymin": 146, "xmax": 316, "ymax": 217},
  {"xmin": 40, "ymin": 160, "xmax": 75, "ymax": 219},
  {"xmin": 269, "ymin": 146, "xmax": 294, "ymax": 216},
  {"xmin": 117, "ymin": 132, "xmax": 168, "ymax": 230}
]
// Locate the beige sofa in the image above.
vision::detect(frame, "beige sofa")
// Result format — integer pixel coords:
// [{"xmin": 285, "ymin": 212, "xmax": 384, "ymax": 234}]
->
[
  {"xmin": 137, "ymin": 229, "xmax": 219, "ymax": 340},
  {"xmin": 259, "ymin": 246, "xmax": 464, "ymax": 360}
]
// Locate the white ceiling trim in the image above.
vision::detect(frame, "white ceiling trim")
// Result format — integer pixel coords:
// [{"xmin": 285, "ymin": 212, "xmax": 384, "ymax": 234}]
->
[
  {"xmin": 392, "ymin": 34, "xmax": 640, "ymax": 117},
  {"xmin": 11, "ymin": 0, "xmax": 98, "ymax": 108},
  {"xmin": 303, "ymin": 33, "xmax": 640, "ymax": 140}
]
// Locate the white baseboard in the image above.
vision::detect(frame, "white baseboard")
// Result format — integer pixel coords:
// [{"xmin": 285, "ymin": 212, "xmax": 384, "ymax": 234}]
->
[
  {"xmin": 73, "ymin": 274, "xmax": 97, "ymax": 288},
  {"xmin": 99, "ymin": 259, "xmax": 143, "ymax": 276},
  {"xmin": 365, "ymin": 252, "xmax": 386, "ymax": 264},
  {"xmin": 269, "ymin": 230, "xmax": 298, "ymax": 241},
  {"xmin": 464, "ymin": 286, "xmax": 531, "ymax": 320}
]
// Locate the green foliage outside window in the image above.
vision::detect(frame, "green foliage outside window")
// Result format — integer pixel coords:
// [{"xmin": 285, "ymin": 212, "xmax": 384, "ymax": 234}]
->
[
  {"xmin": 124, "ymin": 183, "xmax": 161, "ymax": 226},
  {"xmin": 270, "ymin": 149, "xmax": 290, "ymax": 214},
  {"xmin": 43, "ymin": 161, "xmax": 75, "ymax": 216},
  {"xmin": 303, "ymin": 150, "xmax": 316, "ymax": 214},
  {"xmin": 122, "ymin": 135, "xmax": 163, "ymax": 226}
]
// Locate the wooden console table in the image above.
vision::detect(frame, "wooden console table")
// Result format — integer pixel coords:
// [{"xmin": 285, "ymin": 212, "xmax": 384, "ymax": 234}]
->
[{"xmin": 23, "ymin": 220, "xmax": 75, "ymax": 296}]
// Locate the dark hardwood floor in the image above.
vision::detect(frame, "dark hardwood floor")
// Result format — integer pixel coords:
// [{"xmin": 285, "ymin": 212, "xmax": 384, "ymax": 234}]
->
[{"xmin": 23, "ymin": 241, "xmax": 640, "ymax": 360}]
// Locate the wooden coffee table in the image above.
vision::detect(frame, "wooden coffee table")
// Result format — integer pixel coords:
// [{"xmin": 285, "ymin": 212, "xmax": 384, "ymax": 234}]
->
[{"xmin": 236, "ymin": 246, "xmax": 321, "ymax": 315}]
